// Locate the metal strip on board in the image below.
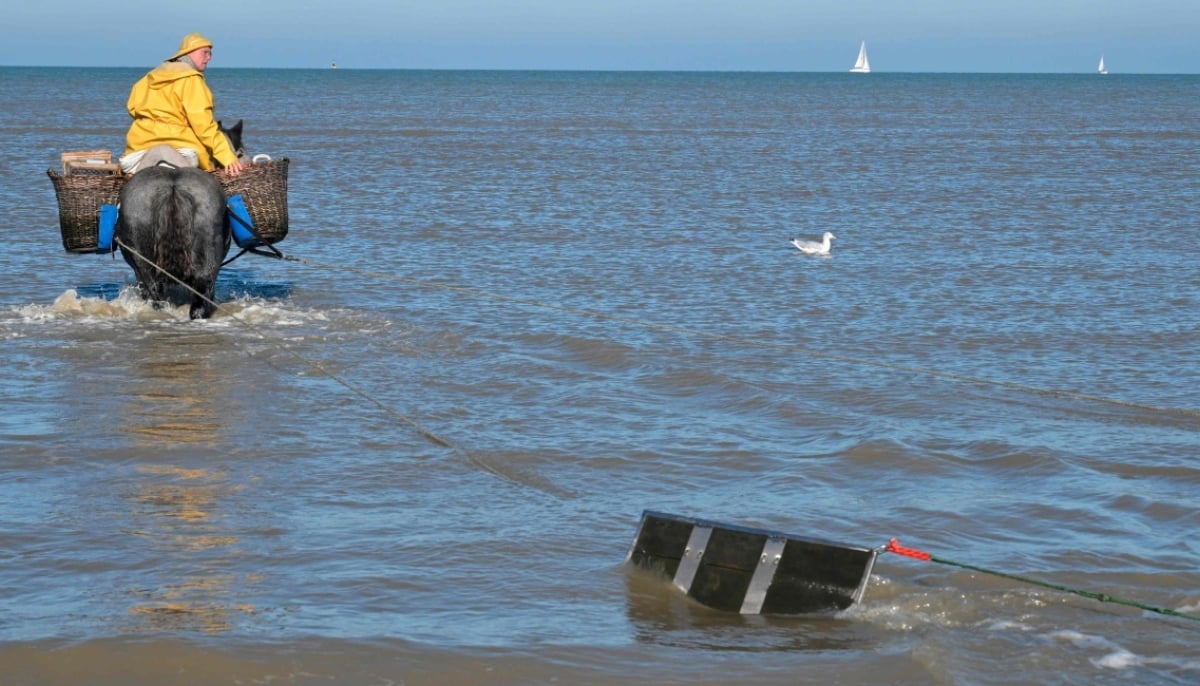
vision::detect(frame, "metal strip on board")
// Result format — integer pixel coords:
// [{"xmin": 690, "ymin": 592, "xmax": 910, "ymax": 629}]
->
[
  {"xmin": 739, "ymin": 536, "xmax": 786, "ymax": 614},
  {"xmin": 672, "ymin": 525, "xmax": 713, "ymax": 593}
]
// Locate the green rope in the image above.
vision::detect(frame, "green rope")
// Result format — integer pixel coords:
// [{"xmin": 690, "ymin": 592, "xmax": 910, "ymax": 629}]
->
[
  {"xmin": 930, "ymin": 555, "xmax": 1200, "ymax": 622},
  {"xmin": 885, "ymin": 539, "xmax": 1200, "ymax": 622}
]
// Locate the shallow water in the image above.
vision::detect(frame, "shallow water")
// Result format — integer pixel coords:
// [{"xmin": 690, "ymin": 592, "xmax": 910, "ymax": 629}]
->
[{"xmin": 2, "ymin": 68, "xmax": 1199, "ymax": 685}]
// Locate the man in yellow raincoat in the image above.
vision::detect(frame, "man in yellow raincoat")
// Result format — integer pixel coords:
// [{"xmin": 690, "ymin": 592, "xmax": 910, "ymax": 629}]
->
[{"xmin": 120, "ymin": 33, "xmax": 247, "ymax": 176}]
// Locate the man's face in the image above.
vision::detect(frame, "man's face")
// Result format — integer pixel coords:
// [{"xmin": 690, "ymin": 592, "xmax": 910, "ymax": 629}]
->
[{"xmin": 188, "ymin": 46, "xmax": 213, "ymax": 71}]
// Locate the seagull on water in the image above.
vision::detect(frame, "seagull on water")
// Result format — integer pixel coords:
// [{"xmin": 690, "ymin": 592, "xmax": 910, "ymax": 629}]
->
[{"xmin": 791, "ymin": 231, "xmax": 836, "ymax": 256}]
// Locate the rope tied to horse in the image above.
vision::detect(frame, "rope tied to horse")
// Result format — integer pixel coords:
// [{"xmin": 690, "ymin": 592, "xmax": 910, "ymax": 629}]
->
[
  {"xmin": 108, "ymin": 237, "xmax": 561, "ymax": 497},
  {"xmin": 883, "ymin": 538, "xmax": 1200, "ymax": 623}
]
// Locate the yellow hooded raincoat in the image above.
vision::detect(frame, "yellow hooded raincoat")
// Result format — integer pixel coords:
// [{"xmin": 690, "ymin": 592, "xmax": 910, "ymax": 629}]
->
[{"xmin": 124, "ymin": 61, "xmax": 237, "ymax": 171}]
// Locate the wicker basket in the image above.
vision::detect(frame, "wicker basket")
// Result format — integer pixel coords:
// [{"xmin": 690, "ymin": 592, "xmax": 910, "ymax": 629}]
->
[
  {"xmin": 48, "ymin": 157, "xmax": 290, "ymax": 252},
  {"xmin": 214, "ymin": 157, "xmax": 290, "ymax": 244},
  {"xmin": 46, "ymin": 169, "xmax": 127, "ymax": 253}
]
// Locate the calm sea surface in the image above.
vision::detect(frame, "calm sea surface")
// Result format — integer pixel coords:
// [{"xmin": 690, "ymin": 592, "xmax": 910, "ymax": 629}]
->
[{"xmin": 2, "ymin": 67, "xmax": 1199, "ymax": 685}]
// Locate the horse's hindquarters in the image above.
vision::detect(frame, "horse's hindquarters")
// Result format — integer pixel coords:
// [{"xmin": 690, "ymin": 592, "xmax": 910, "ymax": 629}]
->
[{"xmin": 115, "ymin": 167, "xmax": 231, "ymax": 318}]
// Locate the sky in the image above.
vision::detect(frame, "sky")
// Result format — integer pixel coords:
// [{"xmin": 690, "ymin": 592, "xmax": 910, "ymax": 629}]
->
[{"xmin": 3, "ymin": 0, "xmax": 1198, "ymax": 73}]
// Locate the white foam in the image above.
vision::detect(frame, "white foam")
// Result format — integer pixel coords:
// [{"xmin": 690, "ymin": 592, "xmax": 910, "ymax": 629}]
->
[
  {"xmin": 14, "ymin": 289, "xmax": 322, "ymax": 328},
  {"xmin": 217, "ymin": 295, "xmax": 328, "ymax": 327},
  {"xmin": 16, "ymin": 288, "xmax": 170, "ymax": 322},
  {"xmin": 987, "ymin": 619, "xmax": 1033, "ymax": 632},
  {"xmin": 1092, "ymin": 649, "xmax": 1142, "ymax": 670},
  {"xmin": 1047, "ymin": 629, "xmax": 1158, "ymax": 672},
  {"xmin": 1048, "ymin": 629, "xmax": 1111, "ymax": 648}
]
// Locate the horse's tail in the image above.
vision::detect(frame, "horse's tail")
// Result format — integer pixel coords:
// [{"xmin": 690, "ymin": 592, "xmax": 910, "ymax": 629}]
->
[
  {"xmin": 150, "ymin": 179, "xmax": 196, "ymax": 277},
  {"xmin": 116, "ymin": 166, "xmax": 228, "ymax": 318}
]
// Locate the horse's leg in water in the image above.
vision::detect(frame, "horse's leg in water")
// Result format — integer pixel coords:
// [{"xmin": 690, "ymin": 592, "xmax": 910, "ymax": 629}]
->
[
  {"xmin": 189, "ymin": 275, "xmax": 217, "ymax": 319},
  {"xmin": 181, "ymin": 169, "xmax": 230, "ymax": 319}
]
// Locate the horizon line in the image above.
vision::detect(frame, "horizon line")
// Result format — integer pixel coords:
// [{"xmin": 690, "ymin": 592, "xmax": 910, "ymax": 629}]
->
[{"xmin": 1, "ymin": 64, "xmax": 1194, "ymax": 76}]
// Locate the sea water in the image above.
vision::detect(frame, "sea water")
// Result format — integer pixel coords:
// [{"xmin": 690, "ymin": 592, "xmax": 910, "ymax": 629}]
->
[{"xmin": 1, "ymin": 67, "xmax": 1198, "ymax": 685}]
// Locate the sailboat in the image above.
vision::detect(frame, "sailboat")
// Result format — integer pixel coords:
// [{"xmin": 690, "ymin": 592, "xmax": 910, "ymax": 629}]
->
[
  {"xmin": 1097, "ymin": 56, "xmax": 1107, "ymax": 75},
  {"xmin": 850, "ymin": 41, "xmax": 870, "ymax": 73}
]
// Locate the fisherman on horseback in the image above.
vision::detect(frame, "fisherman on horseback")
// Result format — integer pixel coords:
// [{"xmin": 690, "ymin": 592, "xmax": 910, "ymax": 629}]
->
[
  {"xmin": 112, "ymin": 33, "xmax": 255, "ymax": 319},
  {"xmin": 120, "ymin": 33, "xmax": 247, "ymax": 177}
]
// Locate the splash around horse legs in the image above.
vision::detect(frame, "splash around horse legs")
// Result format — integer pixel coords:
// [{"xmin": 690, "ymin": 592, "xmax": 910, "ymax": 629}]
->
[{"xmin": 115, "ymin": 165, "xmax": 232, "ymax": 319}]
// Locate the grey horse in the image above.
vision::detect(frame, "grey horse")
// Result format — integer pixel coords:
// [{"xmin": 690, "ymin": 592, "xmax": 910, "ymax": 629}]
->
[{"xmin": 115, "ymin": 164, "xmax": 231, "ymax": 319}]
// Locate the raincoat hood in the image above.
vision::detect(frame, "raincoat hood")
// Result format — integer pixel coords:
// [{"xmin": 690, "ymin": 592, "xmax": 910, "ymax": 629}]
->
[
  {"xmin": 170, "ymin": 33, "xmax": 213, "ymax": 61},
  {"xmin": 143, "ymin": 60, "xmax": 202, "ymax": 88}
]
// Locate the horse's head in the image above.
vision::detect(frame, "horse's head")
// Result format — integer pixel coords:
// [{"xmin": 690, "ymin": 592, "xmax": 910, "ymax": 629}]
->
[{"xmin": 218, "ymin": 119, "xmax": 249, "ymax": 164}]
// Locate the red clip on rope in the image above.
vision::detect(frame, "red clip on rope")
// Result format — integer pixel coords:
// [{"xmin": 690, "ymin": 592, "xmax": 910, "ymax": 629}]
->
[{"xmin": 885, "ymin": 538, "xmax": 932, "ymax": 561}]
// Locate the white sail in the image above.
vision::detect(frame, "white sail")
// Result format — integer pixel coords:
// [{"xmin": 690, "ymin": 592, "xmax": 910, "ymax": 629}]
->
[
  {"xmin": 850, "ymin": 41, "xmax": 870, "ymax": 73},
  {"xmin": 1098, "ymin": 56, "xmax": 1107, "ymax": 74}
]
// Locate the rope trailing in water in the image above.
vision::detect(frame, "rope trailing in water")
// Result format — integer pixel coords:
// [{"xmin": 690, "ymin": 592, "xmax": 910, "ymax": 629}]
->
[
  {"xmin": 111, "ymin": 239, "xmax": 457, "ymax": 448},
  {"xmin": 111, "ymin": 238, "xmax": 555, "ymax": 496},
  {"xmin": 883, "ymin": 538, "xmax": 1200, "ymax": 622}
]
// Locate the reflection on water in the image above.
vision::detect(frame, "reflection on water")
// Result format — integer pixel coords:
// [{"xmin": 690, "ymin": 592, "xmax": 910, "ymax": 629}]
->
[
  {"xmin": 117, "ymin": 328, "xmax": 255, "ymax": 633},
  {"xmin": 121, "ymin": 330, "xmax": 227, "ymax": 446},
  {"xmin": 217, "ymin": 278, "xmax": 294, "ymax": 301},
  {"xmin": 125, "ymin": 465, "xmax": 256, "ymax": 633},
  {"xmin": 73, "ymin": 280, "xmax": 126, "ymax": 300},
  {"xmin": 622, "ymin": 566, "xmax": 871, "ymax": 652},
  {"xmin": 73, "ymin": 266, "xmax": 293, "ymax": 310}
]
